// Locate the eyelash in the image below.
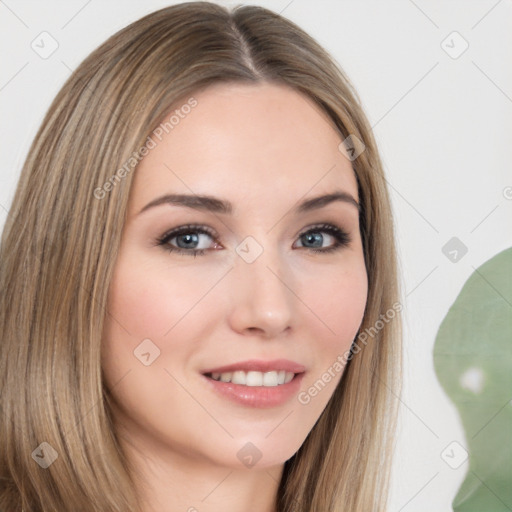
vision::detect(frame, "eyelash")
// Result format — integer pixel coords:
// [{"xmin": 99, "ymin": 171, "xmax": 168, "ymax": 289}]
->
[{"xmin": 155, "ymin": 223, "xmax": 351, "ymax": 257}]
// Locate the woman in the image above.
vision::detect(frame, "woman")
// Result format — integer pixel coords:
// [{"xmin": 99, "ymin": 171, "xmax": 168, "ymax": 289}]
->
[{"xmin": 0, "ymin": 2, "xmax": 402, "ymax": 511}]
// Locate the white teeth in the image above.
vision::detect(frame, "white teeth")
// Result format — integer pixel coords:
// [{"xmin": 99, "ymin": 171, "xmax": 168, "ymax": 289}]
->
[
  {"xmin": 262, "ymin": 371, "xmax": 278, "ymax": 386},
  {"xmin": 209, "ymin": 370, "xmax": 296, "ymax": 386},
  {"xmin": 219, "ymin": 372, "xmax": 232, "ymax": 382},
  {"xmin": 245, "ymin": 371, "xmax": 263, "ymax": 386},
  {"xmin": 231, "ymin": 371, "xmax": 248, "ymax": 385}
]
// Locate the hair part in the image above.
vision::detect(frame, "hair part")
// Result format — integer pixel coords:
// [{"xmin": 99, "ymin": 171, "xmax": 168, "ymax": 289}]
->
[{"xmin": 0, "ymin": 2, "xmax": 402, "ymax": 511}]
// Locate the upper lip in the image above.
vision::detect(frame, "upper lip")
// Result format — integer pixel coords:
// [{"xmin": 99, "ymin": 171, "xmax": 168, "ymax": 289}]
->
[{"xmin": 201, "ymin": 359, "xmax": 306, "ymax": 375}]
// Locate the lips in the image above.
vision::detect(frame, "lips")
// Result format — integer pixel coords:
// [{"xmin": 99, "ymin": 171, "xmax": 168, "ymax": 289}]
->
[
  {"xmin": 201, "ymin": 359, "xmax": 306, "ymax": 375},
  {"xmin": 201, "ymin": 369, "xmax": 305, "ymax": 408},
  {"xmin": 200, "ymin": 359, "xmax": 306, "ymax": 407}
]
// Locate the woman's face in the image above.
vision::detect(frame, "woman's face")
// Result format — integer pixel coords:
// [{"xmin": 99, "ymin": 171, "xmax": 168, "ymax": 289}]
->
[{"xmin": 101, "ymin": 82, "xmax": 368, "ymax": 470}]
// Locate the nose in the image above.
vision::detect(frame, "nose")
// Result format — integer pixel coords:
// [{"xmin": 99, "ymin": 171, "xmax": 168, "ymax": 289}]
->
[{"xmin": 227, "ymin": 244, "xmax": 295, "ymax": 338}]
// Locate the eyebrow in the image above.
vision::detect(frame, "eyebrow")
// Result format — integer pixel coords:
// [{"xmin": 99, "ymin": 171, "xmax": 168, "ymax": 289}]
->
[{"xmin": 138, "ymin": 190, "xmax": 359, "ymax": 216}]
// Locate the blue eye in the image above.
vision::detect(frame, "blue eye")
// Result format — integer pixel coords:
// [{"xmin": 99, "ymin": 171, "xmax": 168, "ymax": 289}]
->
[
  {"xmin": 295, "ymin": 224, "xmax": 351, "ymax": 253},
  {"xmin": 156, "ymin": 223, "xmax": 351, "ymax": 257},
  {"xmin": 156, "ymin": 224, "xmax": 217, "ymax": 257}
]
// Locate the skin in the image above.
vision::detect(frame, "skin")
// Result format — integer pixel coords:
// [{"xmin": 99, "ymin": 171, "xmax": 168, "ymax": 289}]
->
[{"xmin": 101, "ymin": 81, "xmax": 368, "ymax": 512}]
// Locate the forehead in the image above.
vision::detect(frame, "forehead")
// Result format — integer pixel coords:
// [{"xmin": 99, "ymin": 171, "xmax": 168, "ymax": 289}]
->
[{"xmin": 128, "ymin": 82, "xmax": 358, "ymax": 216}]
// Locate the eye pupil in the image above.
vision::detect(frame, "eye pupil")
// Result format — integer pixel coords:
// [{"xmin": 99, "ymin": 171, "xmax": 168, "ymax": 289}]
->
[
  {"xmin": 302, "ymin": 232, "xmax": 323, "ymax": 248},
  {"xmin": 177, "ymin": 233, "xmax": 199, "ymax": 248}
]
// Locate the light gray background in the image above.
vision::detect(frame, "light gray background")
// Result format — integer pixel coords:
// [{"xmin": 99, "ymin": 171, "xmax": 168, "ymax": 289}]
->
[{"xmin": 1, "ymin": 1, "xmax": 511, "ymax": 510}]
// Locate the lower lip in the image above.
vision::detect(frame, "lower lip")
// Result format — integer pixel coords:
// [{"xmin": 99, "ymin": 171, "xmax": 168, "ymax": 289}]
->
[{"xmin": 201, "ymin": 373, "xmax": 305, "ymax": 408}]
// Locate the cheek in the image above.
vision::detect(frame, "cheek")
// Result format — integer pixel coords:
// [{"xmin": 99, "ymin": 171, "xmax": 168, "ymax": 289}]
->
[
  {"xmin": 303, "ymin": 260, "xmax": 368, "ymax": 346},
  {"xmin": 100, "ymin": 248, "xmax": 232, "ymax": 401},
  {"xmin": 100, "ymin": 252, "xmax": 199, "ymax": 392},
  {"xmin": 296, "ymin": 259, "xmax": 368, "ymax": 393},
  {"xmin": 100, "ymin": 252, "xmax": 222, "ymax": 442},
  {"xmin": 104, "ymin": 254, "xmax": 222, "ymax": 341}
]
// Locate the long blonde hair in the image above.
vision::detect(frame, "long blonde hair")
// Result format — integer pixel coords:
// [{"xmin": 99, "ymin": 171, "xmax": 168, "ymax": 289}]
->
[{"xmin": 0, "ymin": 2, "xmax": 402, "ymax": 511}]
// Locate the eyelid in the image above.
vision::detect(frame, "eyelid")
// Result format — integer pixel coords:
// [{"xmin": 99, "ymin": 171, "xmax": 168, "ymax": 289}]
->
[{"xmin": 155, "ymin": 223, "xmax": 219, "ymax": 247}]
